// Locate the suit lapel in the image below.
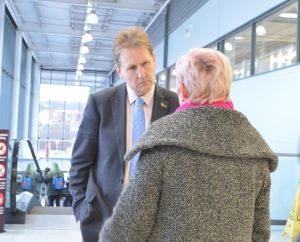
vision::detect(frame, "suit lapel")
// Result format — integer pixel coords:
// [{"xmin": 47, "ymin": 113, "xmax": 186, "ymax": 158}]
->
[
  {"xmin": 111, "ymin": 83, "xmax": 127, "ymax": 163},
  {"xmin": 151, "ymin": 85, "xmax": 169, "ymax": 122}
]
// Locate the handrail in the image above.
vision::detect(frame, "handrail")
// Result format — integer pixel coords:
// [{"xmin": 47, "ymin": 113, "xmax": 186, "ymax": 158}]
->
[
  {"xmin": 277, "ymin": 153, "xmax": 300, "ymax": 158},
  {"xmin": 24, "ymin": 139, "xmax": 46, "ymax": 184}
]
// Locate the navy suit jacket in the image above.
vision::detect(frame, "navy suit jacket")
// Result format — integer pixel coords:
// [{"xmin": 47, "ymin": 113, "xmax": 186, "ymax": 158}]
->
[{"xmin": 69, "ymin": 82, "xmax": 179, "ymax": 242}]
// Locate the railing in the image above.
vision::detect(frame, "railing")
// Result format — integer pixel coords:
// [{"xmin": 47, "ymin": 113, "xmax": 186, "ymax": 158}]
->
[{"xmin": 26, "ymin": 140, "xmax": 45, "ymax": 184}]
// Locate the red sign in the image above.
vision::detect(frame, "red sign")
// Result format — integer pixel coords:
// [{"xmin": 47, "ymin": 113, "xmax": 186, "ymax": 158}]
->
[{"xmin": 0, "ymin": 130, "xmax": 9, "ymax": 233}]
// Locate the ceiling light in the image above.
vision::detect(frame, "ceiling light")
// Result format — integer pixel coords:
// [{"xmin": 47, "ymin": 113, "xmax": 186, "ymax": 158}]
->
[
  {"xmin": 77, "ymin": 63, "xmax": 85, "ymax": 71},
  {"xmin": 76, "ymin": 70, "xmax": 83, "ymax": 77},
  {"xmin": 78, "ymin": 56, "xmax": 87, "ymax": 64},
  {"xmin": 84, "ymin": 25, "xmax": 91, "ymax": 32},
  {"xmin": 256, "ymin": 25, "xmax": 266, "ymax": 36},
  {"xmin": 160, "ymin": 74, "xmax": 166, "ymax": 81},
  {"xmin": 235, "ymin": 36, "xmax": 244, "ymax": 40},
  {"xmin": 86, "ymin": 10, "xmax": 98, "ymax": 25},
  {"xmin": 279, "ymin": 13, "xmax": 297, "ymax": 19},
  {"xmin": 82, "ymin": 31, "xmax": 93, "ymax": 43},
  {"xmin": 224, "ymin": 42, "xmax": 233, "ymax": 51},
  {"xmin": 77, "ymin": 64, "xmax": 85, "ymax": 71},
  {"xmin": 80, "ymin": 45, "xmax": 89, "ymax": 54}
]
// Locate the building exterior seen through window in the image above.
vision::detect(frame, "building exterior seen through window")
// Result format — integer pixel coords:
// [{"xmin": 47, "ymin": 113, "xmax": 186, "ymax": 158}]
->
[{"xmin": 36, "ymin": 70, "xmax": 109, "ymax": 173}]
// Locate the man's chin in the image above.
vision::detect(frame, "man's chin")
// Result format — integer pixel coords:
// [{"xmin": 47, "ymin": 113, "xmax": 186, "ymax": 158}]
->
[{"xmin": 136, "ymin": 83, "xmax": 153, "ymax": 95}]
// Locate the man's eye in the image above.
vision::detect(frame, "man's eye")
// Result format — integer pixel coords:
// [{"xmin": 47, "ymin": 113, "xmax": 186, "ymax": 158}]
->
[
  {"xmin": 128, "ymin": 66, "xmax": 137, "ymax": 71},
  {"xmin": 142, "ymin": 61, "xmax": 150, "ymax": 67}
]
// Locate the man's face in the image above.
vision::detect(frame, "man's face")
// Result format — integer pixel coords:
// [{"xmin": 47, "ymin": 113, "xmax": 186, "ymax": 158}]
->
[{"xmin": 116, "ymin": 46, "xmax": 156, "ymax": 96}]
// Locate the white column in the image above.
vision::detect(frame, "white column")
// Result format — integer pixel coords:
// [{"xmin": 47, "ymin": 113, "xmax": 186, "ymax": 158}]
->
[
  {"xmin": 10, "ymin": 30, "xmax": 22, "ymax": 139},
  {"xmin": 31, "ymin": 62, "xmax": 41, "ymax": 141},
  {"xmin": 23, "ymin": 50, "xmax": 33, "ymax": 138},
  {"xmin": 0, "ymin": 0, "xmax": 5, "ymax": 95}
]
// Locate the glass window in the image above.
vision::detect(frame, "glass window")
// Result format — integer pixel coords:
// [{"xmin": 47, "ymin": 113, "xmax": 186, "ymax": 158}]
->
[
  {"xmin": 157, "ymin": 70, "xmax": 168, "ymax": 88},
  {"xmin": 168, "ymin": 65, "xmax": 177, "ymax": 92},
  {"xmin": 206, "ymin": 44, "xmax": 218, "ymax": 50},
  {"xmin": 255, "ymin": 2, "xmax": 298, "ymax": 74},
  {"xmin": 38, "ymin": 84, "xmax": 90, "ymax": 161},
  {"xmin": 224, "ymin": 27, "xmax": 252, "ymax": 80},
  {"xmin": 38, "ymin": 70, "xmax": 109, "ymax": 171}
]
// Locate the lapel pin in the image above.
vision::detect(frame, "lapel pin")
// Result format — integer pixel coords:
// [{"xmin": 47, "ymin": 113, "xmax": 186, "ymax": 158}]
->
[{"xmin": 161, "ymin": 102, "xmax": 167, "ymax": 108}]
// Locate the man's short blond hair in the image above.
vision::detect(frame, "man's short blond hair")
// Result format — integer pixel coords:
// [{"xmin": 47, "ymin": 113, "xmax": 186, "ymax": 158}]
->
[
  {"xmin": 113, "ymin": 26, "xmax": 154, "ymax": 66},
  {"xmin": 175, "ymin": 48, "xmax": 232, "ymax": 103}
]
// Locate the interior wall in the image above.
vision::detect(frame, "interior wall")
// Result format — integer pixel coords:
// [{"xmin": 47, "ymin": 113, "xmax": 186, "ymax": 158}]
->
[
  {"xmin": 231, "ymin": 65, "xmax": 300, "ymax": 154},
  {"xmin": 166, "ymin": 0, "xmax": 287, "ymax": 67}
]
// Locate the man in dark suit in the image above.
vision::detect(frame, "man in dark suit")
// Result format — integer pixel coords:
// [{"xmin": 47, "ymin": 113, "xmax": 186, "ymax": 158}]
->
[{"xmin": 69, "ymin": 26, "xmax": 179, "ymax": 242}]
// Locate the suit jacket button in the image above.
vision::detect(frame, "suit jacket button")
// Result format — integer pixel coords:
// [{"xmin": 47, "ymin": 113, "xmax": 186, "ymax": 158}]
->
[{"xmin": 119, "ymin": 179, "xmax": 124, "ymax": 184}]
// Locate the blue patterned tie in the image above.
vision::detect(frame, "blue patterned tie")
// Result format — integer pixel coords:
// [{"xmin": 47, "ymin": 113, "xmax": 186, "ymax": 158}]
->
[{"xmin": 130, "ymin": 97, "xmax": 145, "ymax": 176}]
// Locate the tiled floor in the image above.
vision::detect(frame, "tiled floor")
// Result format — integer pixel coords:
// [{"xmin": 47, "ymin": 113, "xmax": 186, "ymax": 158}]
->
[
  {"xmin": 2, "ymin": 213, "xmax": 81, "ymax": 242},
  {"xmin": 0, "ymin": 215, "xmax": 293, "ymax": 242}
]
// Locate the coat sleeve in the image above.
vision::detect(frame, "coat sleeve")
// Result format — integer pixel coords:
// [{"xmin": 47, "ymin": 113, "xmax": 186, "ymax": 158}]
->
[
  {"xmin": 69, "ymin": 94, "xmax": 100, "ymax": 221},
  {"xmin": 252, "ymin": 167, "xmax": 271, "ymax": 242},
  {"xmin": 99, "ymin": 148, "xmax": 163, "ymax": 242}
]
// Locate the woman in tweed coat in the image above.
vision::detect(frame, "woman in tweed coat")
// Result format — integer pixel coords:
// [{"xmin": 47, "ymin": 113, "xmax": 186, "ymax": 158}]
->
[{"xmin": 99, "ymin": 48, "xmax": 278, "ymax": 242}]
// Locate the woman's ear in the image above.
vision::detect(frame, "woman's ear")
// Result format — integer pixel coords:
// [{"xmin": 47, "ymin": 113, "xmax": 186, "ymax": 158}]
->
[{"xmin": 177, "ymin": 82, "xmax": 189, "ymax": 104}]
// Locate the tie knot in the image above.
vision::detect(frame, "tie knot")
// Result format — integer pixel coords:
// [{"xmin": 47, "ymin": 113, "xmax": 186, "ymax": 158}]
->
[{"xmin": 135, "ymin": 97, "xmax": 144, "ymax": 108}]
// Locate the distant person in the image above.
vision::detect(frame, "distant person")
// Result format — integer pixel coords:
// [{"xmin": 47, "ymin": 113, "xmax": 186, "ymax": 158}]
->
[
  {"xmin": 21, "ymin": 163, "xmax": 36, "ymax": 193},
  {"xmin": 47, "ymin": 163, "xmax": 65, "ymax": 207},
  {"xmin": 32, "ymin": 169, "xmax": 45, "ymax": 202},
  {"xmin": 63, "ymin": 177, "xmax": 72, "ymax": 207},
  {"xmin": 39, "ymin": 167, "xmax": 51, "ymax": 206},
  {"xmin": 99, "ymin": 48, "xmax": 278, "ymax": 241},
  {"xmin": 43, "ymin": 167, "xmax": 51, "ymax": 182},
  {"xmin": 69, "ymin": 26, "xmax": 179, "ymax": 242}
]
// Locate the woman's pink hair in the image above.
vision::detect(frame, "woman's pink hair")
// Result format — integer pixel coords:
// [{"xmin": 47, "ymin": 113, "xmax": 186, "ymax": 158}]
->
[{"xmin": 175, "ymin": 48, "xmax": 232, "ymax": 103}]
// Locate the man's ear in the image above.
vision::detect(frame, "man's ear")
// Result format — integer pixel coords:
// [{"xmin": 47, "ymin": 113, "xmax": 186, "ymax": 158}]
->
[
  {"xmin": 115, "ymin": 64, "xmax": 122, "ymax": 78},
  {"xmin": 152, "ymin": 52, "xmax": 156, "ymax": 64}
]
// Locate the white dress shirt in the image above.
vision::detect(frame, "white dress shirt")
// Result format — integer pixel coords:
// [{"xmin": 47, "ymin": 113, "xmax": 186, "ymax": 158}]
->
[{"xmin": 123, "ymin": 83, "xmax": 155, "ymax": 187}]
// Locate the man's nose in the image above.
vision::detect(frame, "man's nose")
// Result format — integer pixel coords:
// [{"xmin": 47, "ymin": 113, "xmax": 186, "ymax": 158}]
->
[{"xmin": 136, "ymin": 66, "xmax": 146, "ymax": 78}]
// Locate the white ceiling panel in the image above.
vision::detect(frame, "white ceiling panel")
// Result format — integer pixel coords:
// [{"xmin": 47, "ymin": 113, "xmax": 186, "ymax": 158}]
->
[{"xmin": 6, "ymin": 0, "xmax": 169, "ymax": 74}]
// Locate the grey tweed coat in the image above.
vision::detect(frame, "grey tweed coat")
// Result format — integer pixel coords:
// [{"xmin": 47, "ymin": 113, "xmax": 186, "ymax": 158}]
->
[{"xmin": 99, "ymin": 106, "xmax": 278, "ymax": 242}]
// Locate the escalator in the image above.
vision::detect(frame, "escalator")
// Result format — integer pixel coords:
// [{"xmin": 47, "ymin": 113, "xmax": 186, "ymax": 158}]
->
[{"xmin": 5, "ymin": 139, "xmax": 73, "ymax": 224}]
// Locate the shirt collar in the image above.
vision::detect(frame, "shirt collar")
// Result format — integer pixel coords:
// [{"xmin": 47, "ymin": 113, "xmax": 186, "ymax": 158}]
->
[{"xmin": 126, "ymin": 83, "xmax": 155, "ymax": 106}]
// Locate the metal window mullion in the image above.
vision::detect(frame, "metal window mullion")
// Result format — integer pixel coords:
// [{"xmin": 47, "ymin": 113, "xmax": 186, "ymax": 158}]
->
[{"xmin": 250, "ymin": 22, "xmax": 256, "ymax": 75}]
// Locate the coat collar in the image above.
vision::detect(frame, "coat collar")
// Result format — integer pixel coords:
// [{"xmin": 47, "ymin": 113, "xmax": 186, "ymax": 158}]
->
[{"xmin": 125, "ymin": 107, "xmax": 278, "ymax": 172}]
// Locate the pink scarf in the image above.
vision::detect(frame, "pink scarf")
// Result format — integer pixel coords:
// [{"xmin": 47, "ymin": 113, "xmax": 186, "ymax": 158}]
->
[{"xmin": 175, "ymin": 100, "xmax": 234, "ymax": 112}]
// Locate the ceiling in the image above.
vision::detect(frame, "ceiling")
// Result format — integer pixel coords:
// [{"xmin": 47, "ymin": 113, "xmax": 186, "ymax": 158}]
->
[{"xmin": 6, "ymin": 0, "xmax": 169, "ymax": 76}]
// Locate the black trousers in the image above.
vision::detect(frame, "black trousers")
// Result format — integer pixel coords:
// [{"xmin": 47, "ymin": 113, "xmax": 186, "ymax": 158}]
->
[{"xmin": 48, "ymin": 195, "xmax": 61, "ymax": 207}]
